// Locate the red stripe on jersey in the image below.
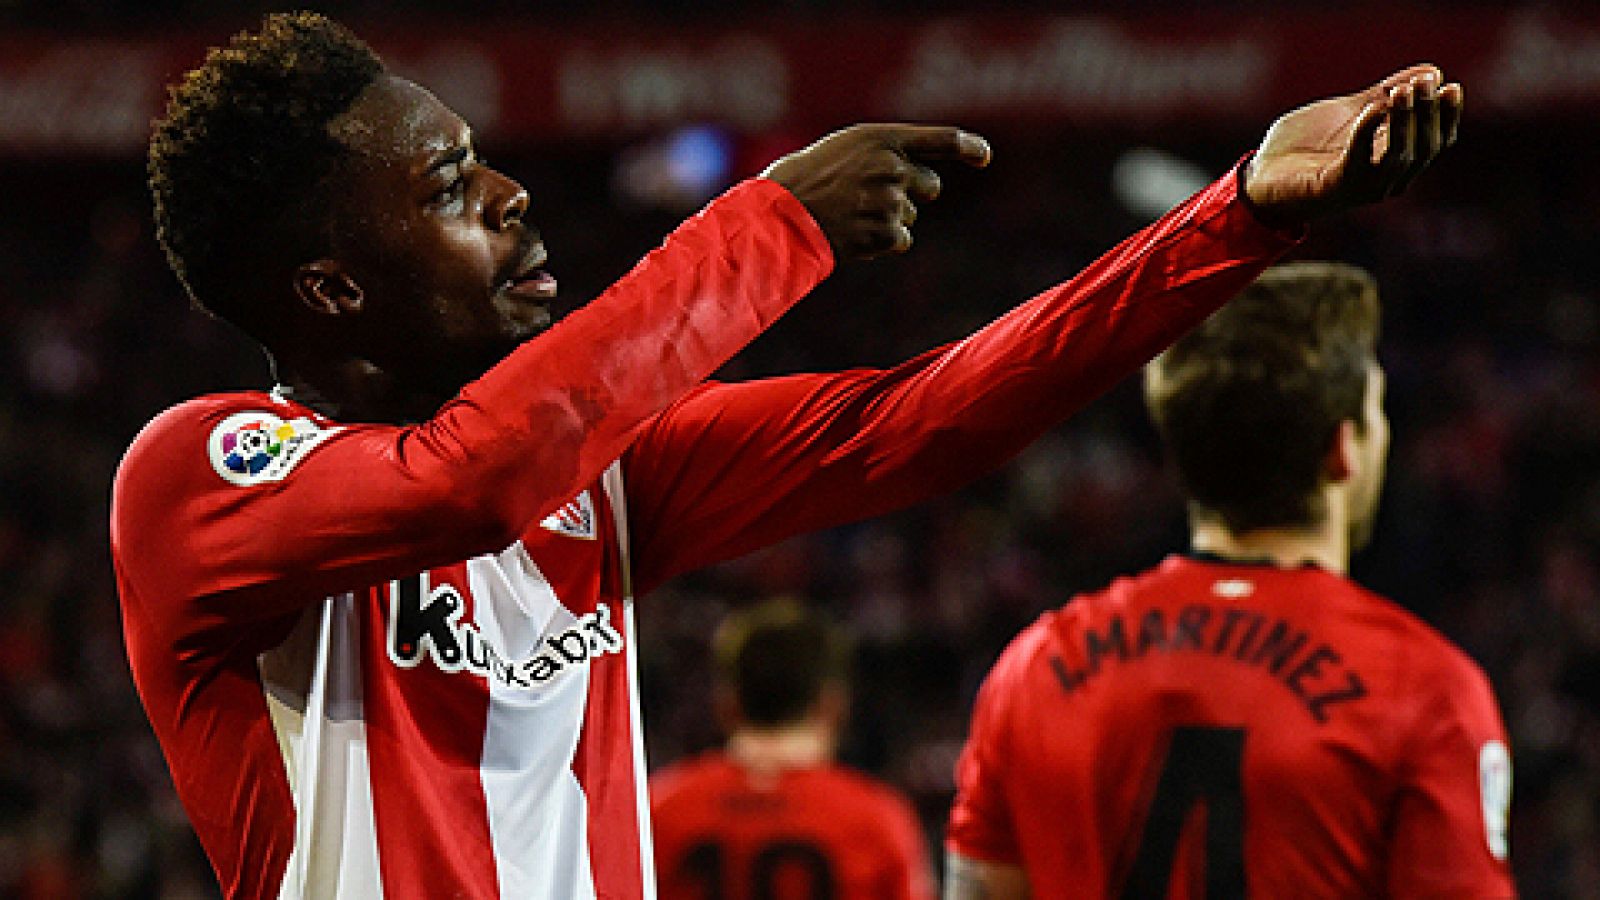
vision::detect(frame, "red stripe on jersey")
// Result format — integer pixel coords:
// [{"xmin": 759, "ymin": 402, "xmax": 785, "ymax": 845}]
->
[
  {"xmin": 361, "ymin": 563, "xmax": 501, "ymax": 899},
  {"xmin": 122, "ymin": 587, "xmax": 301, "ymax": 900},
  {"xmin": 524, "ymin": 483, "xmax": 647, "ymax": 898},
  {"xmin": 572, "ymin": 605, "xmax": 645, "ymax": 900},
  {"xmin": 206, "ymin": 652, "xmax": 301, "ymax": 898}
]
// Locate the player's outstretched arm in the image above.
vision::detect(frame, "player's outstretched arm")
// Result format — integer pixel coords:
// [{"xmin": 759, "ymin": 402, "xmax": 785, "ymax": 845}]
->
[
  {"xmin": 1243, "ymin": 64, "xmax": 1462, "ymax": 226},
  {"xmin": 944, "ymin": 853, "xmax": 1029, "ymax": 900},
  {"xmin": 624, "ymin": 71, "xmax": 1463, "ymax": 587},
  {"xmin": 763, "ymin": 124, "xmax": 992, "ymax": 259}
]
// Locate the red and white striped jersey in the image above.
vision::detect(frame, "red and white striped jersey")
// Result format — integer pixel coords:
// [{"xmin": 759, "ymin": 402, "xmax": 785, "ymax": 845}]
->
[{"xmin": 112, "ymin": 169, "xmax": 1298, "ymax": 898}]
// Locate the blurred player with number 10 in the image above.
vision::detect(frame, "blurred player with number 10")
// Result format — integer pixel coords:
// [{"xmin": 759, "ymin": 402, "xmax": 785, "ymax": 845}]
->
[{"xmin": 652, "ymin": 601, "xmax": 935, "ymax": 900}]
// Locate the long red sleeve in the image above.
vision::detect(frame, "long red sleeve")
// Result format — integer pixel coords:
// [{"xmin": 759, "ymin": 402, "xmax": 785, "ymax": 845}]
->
[
  {"xmin": 111, "ymin": 178, "xmax": 830, "ymax": 622},
  {"xmin": 626, "ymin": 164, "xmax": 1301, "ymax": 593}
]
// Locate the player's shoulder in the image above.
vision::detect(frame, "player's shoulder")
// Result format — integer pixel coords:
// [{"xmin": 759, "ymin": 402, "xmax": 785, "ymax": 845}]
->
[
  {"xmin": 117, "ymin": 391, "xmax": 261, "ymax": 495},
  {"xmin": 985, "ymin": 607, "xmax": 1071, "ymax": 689},
  {"xmin": 112, "ymin": 389, "xmax": 339, "ymax": 536},
  {"xmin": 801, "ymin": 764, "xmax": 922, "ymax": 833},
  {"xmin": 996, "ymin": 563, "xmax": 1167, "ymax": 666},
  {"xmin": 117, "ymin": 389, "xmax": 337, "ymax": 488},
  {"xmin": 1055, "ymin": 556, "xmax": 1189, "ymax": 615},
  {"xmin": 1305, "ymin": 577, "xmax": 1506, "ymax": 740},
  {"xmin": 974, "ymin": 568, "xmax": 1143, "ymax": 690},
  {"xmin": 649, "ymin": 750, "xmax": 735, "ymax": 806},
  {"xmin": 1338, "ymin": 577, "xmax": 1492, "ymax": 682}
]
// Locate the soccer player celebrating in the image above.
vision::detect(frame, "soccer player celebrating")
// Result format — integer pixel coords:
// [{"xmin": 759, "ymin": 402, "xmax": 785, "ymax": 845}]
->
[
  {"xmin": 110, "ymin": 10, "xmax": 1459, "ymax": 899},
  {"xmin": 945, "ymin": 263, "xmax": 1515, "ymax": 898},
  {"xmin": 652, "ymin": 601, "xmax": 935, "ymax": 900}
]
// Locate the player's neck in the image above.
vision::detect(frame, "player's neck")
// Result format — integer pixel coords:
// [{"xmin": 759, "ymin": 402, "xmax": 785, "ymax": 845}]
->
[
  {"xmin": 1189, "ymin": 517, "xmax": 1349, "ymax": 575},
  {"xmin": 275, "ymin": 357, "xmax": 444, "ymax": 425},
  {"xmin": 727, "ymin": 722, "xmax": 834, "ymax": 775}
]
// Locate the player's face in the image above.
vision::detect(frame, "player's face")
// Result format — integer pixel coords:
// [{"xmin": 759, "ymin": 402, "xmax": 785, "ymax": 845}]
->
[
  {"xmin": 1347, "ymin": 363, "xmax": 1389, "ymax": 550},
  {"xmin": 326, "ymin": 75, "xmax": 561, "ymax": 393}
]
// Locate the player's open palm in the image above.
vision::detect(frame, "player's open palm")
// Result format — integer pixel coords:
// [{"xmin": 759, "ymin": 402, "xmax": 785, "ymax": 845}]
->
[
  {"xmin": 762, "ymin": 123, "xmax": 992, "ymax": 260},
  {"xmin": 1245, "ymin": 64, "xmax": 1462, "ymax": 226}
]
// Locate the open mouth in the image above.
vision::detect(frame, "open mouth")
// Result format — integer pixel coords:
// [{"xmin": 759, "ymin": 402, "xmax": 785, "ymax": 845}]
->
[
  {"xmin": 504, "ymin": 268, "xmax": 559, "ymax": 300},
  {"xmin": 502, "ymin": 244, "xmax": 558, "ymax": 301}
]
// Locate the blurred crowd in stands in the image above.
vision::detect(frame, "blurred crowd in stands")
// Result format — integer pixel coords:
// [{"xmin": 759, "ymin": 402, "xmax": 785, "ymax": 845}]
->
[{"xmin": 0, "ymin": 10, "xmax": 1598, "ymax": 895}]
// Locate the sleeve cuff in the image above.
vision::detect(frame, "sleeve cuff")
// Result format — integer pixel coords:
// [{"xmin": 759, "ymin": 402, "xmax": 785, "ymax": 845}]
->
[
  {"xmin": 1232, "ymin": 152, "xmax": 1311, "ymax": 242},
  {"xmin": 745, "ymin": 177, "xmax": 836, "ymax": 272}
]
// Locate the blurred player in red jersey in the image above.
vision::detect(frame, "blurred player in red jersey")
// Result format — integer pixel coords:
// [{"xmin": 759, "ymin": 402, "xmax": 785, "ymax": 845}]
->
[
  {"xmin": 111, "ymin": 8, "xmax": 1461, "ymax": 897},
  {"xmin": 945, "ymin": 262, "xmax": 1515, "ymax": 898},
  {"xmin": 652, "ymin": 601, "xmax": 935, "ymax": 900}
]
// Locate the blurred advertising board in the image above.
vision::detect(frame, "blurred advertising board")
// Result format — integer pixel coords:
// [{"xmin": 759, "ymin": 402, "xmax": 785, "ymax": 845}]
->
[{"xmin": 1, "ymin": 8, "xmax": 1595, "ymax": 155}]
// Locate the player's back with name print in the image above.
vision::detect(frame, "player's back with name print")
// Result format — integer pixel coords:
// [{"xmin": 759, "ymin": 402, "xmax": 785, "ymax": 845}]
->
[{"xmin": 977, "ymin": 553, "xmax": 1512, "ymax": 898}]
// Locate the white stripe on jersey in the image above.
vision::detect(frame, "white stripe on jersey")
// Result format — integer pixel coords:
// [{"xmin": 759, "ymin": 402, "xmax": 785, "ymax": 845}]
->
[
  {"xmin": 470, "ymin": 547, "xmax": 599, "ymax": 900},
  {"xmin": 624, "ymin": 601, "xmax": 656, "ymax": 899},
  {"xmin": 261, "ymin": 595, "xmax": 384, "ymax": 898},
  {"xmin": 249, "ymin": 461, "xmax": 646, "ymax": 899}
]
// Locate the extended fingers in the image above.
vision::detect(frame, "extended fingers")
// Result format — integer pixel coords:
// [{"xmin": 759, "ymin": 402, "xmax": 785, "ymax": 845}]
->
[
  {"xmin": 1248, "ymin": 63, "xmax": 1459, "ymax": 222},
  {"xmin": 1440, "ymin": 81, "xmax": 1464, "ymax": 148},
  {"xmin": 1367, "ymin": 68, "xmax": 1459, "ymax": 198},
  {"xmin": 872, "ymin": 124, "xmax": 993, "ymax": 168},
  {"xmin": 851, "ymin": 181, "xmax": 919, "ymax": 257},
  {"xmin": 1372, "ymin": 63, "xmax": 1444, "ymax": 102},
  {"xmin": 848, "ymin": 147, "xmax": 948, "ymax": 256},
  {"xmin": 1381, "ymin": 81, "xmax": 1420, "ymax": 194},
  {"xmin": 906, "ymin": 163, "xmax": 942, "ymax": 203},
  {"xmin": 1389, "ymin": 72, "xmax": 1460, "ymax": 196},
  {"xmin": 1396, "ymin": 79, "xmax": 1443, "ymax": 194},
  {"xmin": 773, "ymin": 122, "xmax": 990, "ymax": 260},
  {"xmin": 862, "ymin": 153, "xmax": 942, "ymax": 200}
]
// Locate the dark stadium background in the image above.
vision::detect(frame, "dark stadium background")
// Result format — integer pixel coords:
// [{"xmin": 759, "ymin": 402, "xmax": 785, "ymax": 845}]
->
[{"xmin": 2, "ymin": 2, "xmax": 1597, "ymax": 896}]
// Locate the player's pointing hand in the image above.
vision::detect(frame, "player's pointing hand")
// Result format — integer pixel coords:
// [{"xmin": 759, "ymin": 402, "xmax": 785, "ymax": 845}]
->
[
  {"xmin": 1243, "ymin": 64, "xmax": 1463, "ymax": 226},
  {"xmin": 762, "ymin": 124, "xmax": 993, "ymax": 260}
]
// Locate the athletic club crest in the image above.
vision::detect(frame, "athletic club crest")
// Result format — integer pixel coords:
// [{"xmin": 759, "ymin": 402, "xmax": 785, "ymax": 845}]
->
[
  {"xmin": 207, "ymin": 411, "xmax": 338, "ymax": 486},
  {"xmin": 540, "ymin": 491, "xmax": 596, "ymax": 540}
]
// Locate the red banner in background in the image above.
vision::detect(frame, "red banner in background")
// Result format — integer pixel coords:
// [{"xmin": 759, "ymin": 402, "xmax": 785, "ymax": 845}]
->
[{"xmin": 3, "ymin": 9, "xmax": 1600, "ymax": 155}]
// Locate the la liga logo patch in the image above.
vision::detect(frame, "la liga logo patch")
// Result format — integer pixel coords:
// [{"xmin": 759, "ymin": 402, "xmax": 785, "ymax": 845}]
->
[{"xmin": 208, "ymin": 411, "xmax": 338, "ymax": 486}]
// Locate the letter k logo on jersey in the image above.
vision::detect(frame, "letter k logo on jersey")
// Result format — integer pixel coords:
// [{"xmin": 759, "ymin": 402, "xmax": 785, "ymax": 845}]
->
[
  {"xmin": 387, "ymin": 573, "xmax": 466, "ymax": 670},
  {"xmin": 385, "ymin": 572, "xmax": 624, "ymax": 690}
]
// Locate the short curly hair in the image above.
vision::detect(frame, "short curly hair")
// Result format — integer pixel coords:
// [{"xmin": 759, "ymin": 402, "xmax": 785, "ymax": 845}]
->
[{"xmin": 148, "ymin": 11, "xmax": 383, "ymax": 337}]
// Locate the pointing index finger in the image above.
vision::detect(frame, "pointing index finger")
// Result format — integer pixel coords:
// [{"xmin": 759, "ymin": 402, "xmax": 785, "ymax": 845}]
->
[
  {"xmin": 882, "ymin": 124, "xmax": 993, "ymax": 168},
  {"xmin": 1439, "ymin": 81, "xmax": 1464, "ymax": 147}
]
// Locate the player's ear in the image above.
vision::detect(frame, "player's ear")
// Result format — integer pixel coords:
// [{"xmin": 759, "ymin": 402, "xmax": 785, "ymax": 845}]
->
[
  {"xmin": 294, "ymin": 259, "xmax": 364, "ymax": 316},
  {"xmin": 713, "ymin": 685, "xmax": 742, "ymax": 735},
  {"xmin": 816, "ymin": 682, "xmax": 849, "ymax": 731},
  {"xmin": 1323, "ymin": 419, "xmax": 1359, "ymax": 483}
]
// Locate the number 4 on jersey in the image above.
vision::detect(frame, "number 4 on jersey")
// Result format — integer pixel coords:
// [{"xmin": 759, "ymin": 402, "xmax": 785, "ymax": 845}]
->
[{"xmin": 1121, "ymin": 726, "xmax": 1246, "ymax": 897}]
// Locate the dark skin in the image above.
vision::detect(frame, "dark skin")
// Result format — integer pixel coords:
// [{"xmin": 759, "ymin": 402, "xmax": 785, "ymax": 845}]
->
[
  {"xmin": 273, "ymin": 75, "xmax": 547, "ymax": 423},
  {"xmin": 265, "ymin": 66, "xmax": 1461, "ymax": 428}
]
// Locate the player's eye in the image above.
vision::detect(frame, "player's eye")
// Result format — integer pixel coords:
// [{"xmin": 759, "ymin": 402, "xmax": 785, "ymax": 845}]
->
[
  {"xmin": 430, "ymin": 166, "xmax": 468, "ymax": 207},
  {"xmin": 433, "ymin": 177, "xmax": 465, "ymax": 203}
]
